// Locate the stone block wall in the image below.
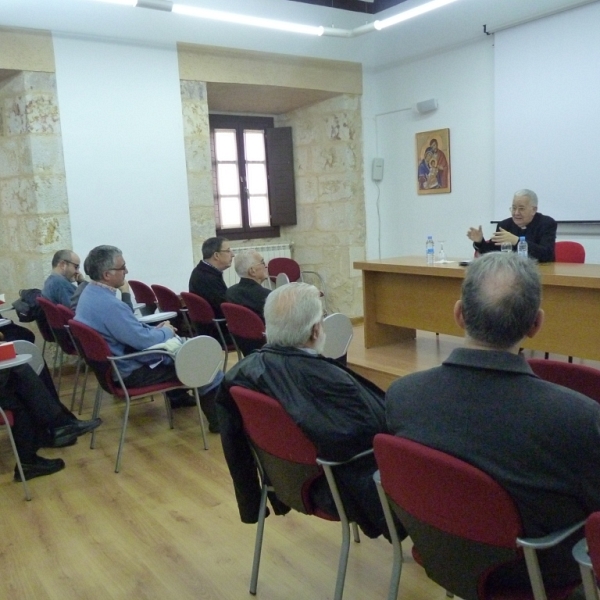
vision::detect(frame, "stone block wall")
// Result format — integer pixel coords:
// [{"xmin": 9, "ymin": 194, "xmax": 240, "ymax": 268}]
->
[{"xmin": 0, "ymin": 71, "xmax": 70, "ymax": 301}]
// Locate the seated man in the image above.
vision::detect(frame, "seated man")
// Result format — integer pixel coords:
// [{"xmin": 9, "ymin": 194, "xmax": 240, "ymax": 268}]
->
[
  {"xmin": 385, "ymin": 252, "xmax": 600, "ymax": 588},
  {"xmin": 188, "ymin": 237, "xmax": 234, "ymax": 320},
  {"xmin": 218, "ymin": 282, "xmax": 400, "ymax": 540},
  {"xmin": 225, "ymin": 250, "xmax": 270, "ymax": 321},
  {"xmin": 75, "ymin": 245, "xmax": 220, "ymax": 431},
  {"xmin": 42, "ymin": 249, "xmax": 84, "ymax": 306},
  {"xmin": 1, "ymin": 363, "xmax": 102, "ymax": 480},
  {"xmin": 467, "ymin": 189, "xmax": 557, "ymax": 262}
]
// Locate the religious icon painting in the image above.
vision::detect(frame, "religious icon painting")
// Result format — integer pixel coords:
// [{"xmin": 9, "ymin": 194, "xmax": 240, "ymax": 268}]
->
[{"xmin": 416, "ymin": 128, "xmax": 451, "ymax": 195}]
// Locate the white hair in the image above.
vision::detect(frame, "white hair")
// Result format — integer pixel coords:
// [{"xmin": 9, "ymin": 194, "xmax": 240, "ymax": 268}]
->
[{"xmin": 514, "ymin": 189, "xmax": 538, "ymax": 207}]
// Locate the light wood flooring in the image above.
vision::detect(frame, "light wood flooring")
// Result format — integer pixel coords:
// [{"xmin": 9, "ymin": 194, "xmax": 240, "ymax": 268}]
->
[{"xmin": 0, "ymin": 328, "xmax": 595, "ymax": 599}]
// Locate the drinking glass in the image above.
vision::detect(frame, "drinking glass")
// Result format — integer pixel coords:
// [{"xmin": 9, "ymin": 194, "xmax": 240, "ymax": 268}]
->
[
  {"xmin": 500, "ymin": 242, "xmax": 512, "ymax": 253},
  {"xmin": 437, "ymin": 241, "xmax": 447, "ymax": 262}
]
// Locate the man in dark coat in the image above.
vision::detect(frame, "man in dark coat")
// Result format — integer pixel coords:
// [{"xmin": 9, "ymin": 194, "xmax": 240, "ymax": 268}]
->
[
  {"xmin": 217, "ymin": 282, "xmax": 402, "ymax": 540},
  {"xmin": 467, "ymin": 189, "xmax": 556, "ymax": 262},
  {"xmin": 225, "ymin": 249, "xmax": 270, "ymax": 321},
  {"xmin": 386, "ymin": 252, "xmax": 600, "ymax": 588}
]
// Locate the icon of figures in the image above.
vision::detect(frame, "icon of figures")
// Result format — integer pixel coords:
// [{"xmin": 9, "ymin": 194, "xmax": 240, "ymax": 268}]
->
[{"xmin": 416, "ymin": 129, "xmax": 451, "ymax": 194}]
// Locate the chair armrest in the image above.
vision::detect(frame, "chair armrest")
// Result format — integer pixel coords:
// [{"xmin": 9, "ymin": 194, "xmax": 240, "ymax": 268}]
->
[
  {"xmin": 316, "ymin": 448, "xmax": 373, "ymax": 468},
  {"xmin": 108, "ymin": 349, "xmax": 176, "ymax": 363},
  {"xmin": 517, "ymin": 520, "xmax": 585, "ymax": 550},
  {"xmin": 572, "ymin": 538, "xmax": 591, "ymax": 568}
]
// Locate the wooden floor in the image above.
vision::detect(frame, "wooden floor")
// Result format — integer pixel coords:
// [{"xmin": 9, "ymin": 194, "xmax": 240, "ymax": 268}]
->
[{"xmin": 1, "ymin": 329, "xmax": 596, "ymax": 599}]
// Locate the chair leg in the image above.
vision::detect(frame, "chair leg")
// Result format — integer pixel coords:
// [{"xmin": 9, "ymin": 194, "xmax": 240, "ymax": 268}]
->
[
  {"xmin": 580, "ymin": 563, "xmax": 600, "ymax": 600},
  {"xmin": 164, "ymin": 393, "xmax": 174, "ymax": 429},
  {"xmin": 78, "ymin": 364, "xmax": 90, "ymax": 415},
  {"xmin": 375, "ymin": 478, "xmax": 403, "ymax": 600},
  {"xmin": 544, "ymin": 352, "xmax": 549, "ymax": 360},
  {"xmin": 90, "ymin": 386, "xmax": 103, "ymax": 449},
  {"xmin": 521, "ymin": 546, "xmax": 547, "ymax": 600},
  {"xmin": 69, "ymin": 357, "xmax": 83, "ymax": 411},
  {"xmin": 193, "ymin": 389, "xmax": 208, "ymax": 450},
  {"xmin": 568, "ymin": 355, "xmax": 574, "ymax": 363},
  {"xmin": 56, "ymin": 348, "xmax": 64, "ymax": 392},
  {"xmin": 250, "ymin": 484, "xmax": 269, "ymax": 595},
  {"xmin": 351, "ymin": 522, "xmax": 360, "ymax": 543},
  {"xmin": 115, "ymin": 395, "xmax": 132, "ymax": 473},
  {"xmin": 1, "ymin": 409, "xmax": 32, "ymax": 501}
]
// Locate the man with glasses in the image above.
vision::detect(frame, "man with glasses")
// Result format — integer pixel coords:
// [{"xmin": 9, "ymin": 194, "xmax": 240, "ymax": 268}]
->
[
  {"xmin": 75, "ymin": 245, "xmax": 221, "ymax": 426},
  {"xmin": 42, "ymin": 249, "xmax": 85, "ymax": 306},
  {"xmin": 188, "ymin": 237, "xmax": 234, "ymax": 320},
  {"xmin": 225, "ymin": 250, "xmax": 270, "ymax": 321},
  {"xmin": 467, "ymin": 189, "xmax": 557, "ymax": 262}
]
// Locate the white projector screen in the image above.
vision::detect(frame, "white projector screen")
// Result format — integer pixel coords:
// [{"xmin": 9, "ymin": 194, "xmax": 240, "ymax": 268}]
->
[{"xmin": 494, "ymin": 2, "xmax": 600, "ymax": 222}]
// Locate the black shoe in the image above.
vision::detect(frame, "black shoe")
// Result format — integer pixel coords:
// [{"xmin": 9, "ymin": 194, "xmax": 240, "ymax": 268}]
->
[
  {"xmin": 208, "ymin": 422, "xmax": 220, "ymax": 434},
  {"xmin": 168, "ymin": 391, "xmax": 197, "ymax": 409},
  {"xmin": 45, "ymin": 434, "xmax": 78, "ymax": 448},
  {"xmin": 14, "ymin": 456, "xmax": 66, "ymax": 482},
  {"xmin": 52, "ymin": 418, "xmax": 102, "ymax": 442}
]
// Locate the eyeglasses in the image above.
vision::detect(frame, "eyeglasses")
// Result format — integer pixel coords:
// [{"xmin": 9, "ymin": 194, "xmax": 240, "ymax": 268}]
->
[
  {"xmin": 108, "ymin": 264, "xmax": 127, "ymax": 272},
  {"xmin": 63, "ymin": 260, "xmax": 80, "ymax": 270},
  {"xmin": 253, "ymin": 259, "xmax": 266, "ymax": 267},
  {"xmin": 219, "ymin": 248, "xmax": 233, "ymax": 254},
  {"xmin": 509, "ymin": 206, "xmax": 530, "ymax": 214}
]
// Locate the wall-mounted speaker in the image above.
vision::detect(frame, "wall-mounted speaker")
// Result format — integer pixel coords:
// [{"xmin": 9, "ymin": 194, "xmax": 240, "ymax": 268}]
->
[{"xmin": 416, "ymin": 98, "xmax": 438, "ymax": 114}]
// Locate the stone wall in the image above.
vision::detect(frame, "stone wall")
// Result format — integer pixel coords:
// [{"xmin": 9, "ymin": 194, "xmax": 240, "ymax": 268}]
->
[
  {"xmin": 0, "ymin": 71, "xmax": 69, "ymax": 302},
  {"xmin": 275, "ymin": 94, "xmax": 366, "ymax": 317},
  {"xmin": 180, "ymin": 85, "xmax": 366, "ymax": 317}
]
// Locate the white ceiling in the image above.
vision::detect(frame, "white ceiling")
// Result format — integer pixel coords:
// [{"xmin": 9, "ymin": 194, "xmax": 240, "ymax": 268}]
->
[{"xmin": 1, "ymin": 0, "xmax": 597, "ymax": 71}]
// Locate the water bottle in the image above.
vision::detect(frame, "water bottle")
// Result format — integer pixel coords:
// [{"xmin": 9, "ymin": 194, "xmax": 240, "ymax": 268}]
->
[
  {"xmin": 426, "ymin": 236, "xmax": 435, "ymax": 265},
  {"xmin": 517, "ymin": 236, "xmax": 528, "ymax": 258}
]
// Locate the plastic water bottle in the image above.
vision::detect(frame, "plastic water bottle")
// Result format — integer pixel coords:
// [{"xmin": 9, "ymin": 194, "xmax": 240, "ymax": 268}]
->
[
  {"xmin": 517, "ymin": 236, "xmax": 528, "ymax": 258},
  {"xmin": 426, "ymin": 236, "xmax": 435, "ymax": 265}
]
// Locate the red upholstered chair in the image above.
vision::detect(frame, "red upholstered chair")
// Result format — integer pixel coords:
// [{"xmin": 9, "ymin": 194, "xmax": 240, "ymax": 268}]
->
[
  {"xmin": 128, "ymin": 280, "xmax": 157, "ymax": 316},
  {"xmin": 150, "ymin": 284, "xmax": 191, "ymax": 335},
  {"xmin": 373, "ymin": 433, "xmax": 583, "ymax": 600},
  {"xmin": 528, "ymin": 359, "xmax": 600, "ymax": 404},
  {"xmin": 220, "ymin": 302, "xmax": 266, "ymax": 359},
  {"xmin": 267, "ymin": 257, "xmax": 328, "ymax": 313},
  {"xmin": 229, "ymin": 386, "xmax": 367, "ymax": 600},
  {"xmin": 68, "ymin": 319, "xmax": 206, "ymax": 472},
  {"xmin": 180, "ymin": 292, "xmax": 233, "ymax": 371},
  {"xmin": 555, "ymin": 241, "xmax": 585, "ymax": 263},
  {"xmin": 37, "ymin": 297, "xmax": 85, "ymax": 403},
  {"xmin": 572, "ymin": 512, "xmax": 600, "ymax": 600}
]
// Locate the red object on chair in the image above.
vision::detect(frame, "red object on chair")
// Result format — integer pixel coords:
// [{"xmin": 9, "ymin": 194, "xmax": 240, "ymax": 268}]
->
[
  {"xmin": 128, "ymin": 280, "xmax": 157, "ymax": 316},
  {"xmin": 180, "ymin": 292, "xmax": 233, "ymax": 370},
  {"xmin": 528, "ymin": 359, "xmax": 600, "ymax": 404},
  {"xmin": 229, "ymin": 385, "xmax": 364, "ymax": 600},
  {"xmin": 68, "ymin": 319, "xmax": 203, "ymax": 472},
  {"xmin": 373, "ymin": 433, "xmax": 582, "ymax": 600},
  {"xmin": 555, "ymin": 241, "xmax": 585, "ymax": 263},
  {"xmin": 221, "ymin": 302, "xmax": 265, "ymax": 358}
]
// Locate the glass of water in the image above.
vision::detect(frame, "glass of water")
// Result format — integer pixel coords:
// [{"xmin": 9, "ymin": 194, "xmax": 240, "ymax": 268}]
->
[
  {"xmin": 438, "ymin": 241, "xmax": 447, "ymax": 262},
  {"xmin": 501, "ymin": 242, "xmax": 512, "ymax": 253}
]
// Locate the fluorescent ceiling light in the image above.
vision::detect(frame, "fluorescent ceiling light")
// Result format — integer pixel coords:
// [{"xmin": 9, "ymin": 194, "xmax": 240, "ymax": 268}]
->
[
  {"xmin": 90, "ymin": 0, "xmax": 136, "ymax": 6},
  {"xmin": 172, "ymin": 4, "xmax": 324, "ymax": 36},
  {"xmin": 374, "ymin": 0, "xmax": 460, "ymax": 30}
]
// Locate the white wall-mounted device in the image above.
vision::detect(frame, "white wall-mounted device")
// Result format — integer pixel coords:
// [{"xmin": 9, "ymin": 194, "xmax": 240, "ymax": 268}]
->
[{"xmin": 372, "ymin": 157, "xmax": 384, "ymax": 181}]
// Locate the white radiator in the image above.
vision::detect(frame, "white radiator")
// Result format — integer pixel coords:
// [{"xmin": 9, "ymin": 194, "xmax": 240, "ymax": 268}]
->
[{"xmin": 224, "ymin": 243, "xmax": 293, "ymax": 287}]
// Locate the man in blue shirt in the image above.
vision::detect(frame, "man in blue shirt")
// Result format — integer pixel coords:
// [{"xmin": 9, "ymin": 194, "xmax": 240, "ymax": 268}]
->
[{"xmin": 42, "ymin": 249, "xmax": 84, "ymax": 306}]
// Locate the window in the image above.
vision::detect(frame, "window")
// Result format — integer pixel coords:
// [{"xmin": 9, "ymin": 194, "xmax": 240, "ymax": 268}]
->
[{"xmin": 210, "ymin": 115, "xmax": 296, "ymax": 241}]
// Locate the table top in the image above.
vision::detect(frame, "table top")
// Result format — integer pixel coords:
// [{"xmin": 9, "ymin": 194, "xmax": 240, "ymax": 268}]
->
[
  {"xmin": 0, "ymin": 353, "xmax": 32, "ymax": 370},
  {"xmin": 353, "ymin": 256, "xmax": 600, "ymax": 288},
  {"xmin": 137, "ymin": 311, "xmax": 177, "ymax": 324}
]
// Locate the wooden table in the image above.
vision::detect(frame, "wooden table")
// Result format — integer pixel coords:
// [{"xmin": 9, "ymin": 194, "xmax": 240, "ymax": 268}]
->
[{"xmin": 354, "ymin": 256, "xmax": 600, "ymax": 361}]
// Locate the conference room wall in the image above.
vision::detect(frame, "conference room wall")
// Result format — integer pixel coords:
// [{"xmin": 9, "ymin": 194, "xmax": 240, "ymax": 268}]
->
[
  {"xmin": 362, "ymin": 33, "xmax": 600, "ymax": 264},
  {"xmin": 52, "ymin": 35, "xmax": 195, "ymax": 292}
]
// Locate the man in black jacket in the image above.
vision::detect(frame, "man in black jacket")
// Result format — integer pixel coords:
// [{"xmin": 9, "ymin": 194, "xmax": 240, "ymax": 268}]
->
[
  {"xmin": 467, "ymin": 189, "xmax": 557, "ymax": 262},
  {"xmin": 225, "ymin": 250, "xmax": 270, "ymax": 321},
  {"xmin": 217, "ymin": 282, "xmax": 401, "ymax": 540},
  {"xmin": 188, "ymin": 237, "xmax": 234, "ymax": 319}
]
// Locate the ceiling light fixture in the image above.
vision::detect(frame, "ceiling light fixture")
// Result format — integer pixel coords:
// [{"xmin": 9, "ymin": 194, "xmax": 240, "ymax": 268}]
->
[{"xmin": 87, "ymin": 0, "xmax": 461, "ymax": 37}]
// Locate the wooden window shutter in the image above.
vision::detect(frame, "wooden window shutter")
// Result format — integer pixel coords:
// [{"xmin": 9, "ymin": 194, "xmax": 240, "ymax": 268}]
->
[{"xmin": 266, "ymin": 127, "xmax": 297, "ymax": 226}]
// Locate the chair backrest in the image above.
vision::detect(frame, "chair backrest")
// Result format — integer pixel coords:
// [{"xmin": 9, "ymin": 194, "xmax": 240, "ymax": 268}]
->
[
  {"xmin": 128, "ymin": 280, "xmax": 158, "ymax": 313},
  {"xmin": 321, "ymin": 313, "xmax": 353, "ymax": 361},
  {"xmin": 527, "ymin": 359, "xmax": 600, "ymax": 404},
  {"xmin": 268, "ymin": 257, "xmax": 302, "ymax": 283},
  {"xmin": 175, "ymin": 336, "xmax": 223, "ymax": 388},
  {"xmin": 13, "ymin": 339, "xmax": 44, "ymax": 375},
  {"xmin": 221, "ymin": 302, "xmax": 266, "ymax": 356},
  {"xmin": 151, "ymin": 284, "xmax": 183, "ymax": 313},
  {"xmin": 37, "ymin": 296, "xmax": 77, "ymax": 355},
  {"xmin": 373, "ymin": 433, "xmax": 523, "ymax": 600},
  {"xmin": 180, "ymin": 291, "xmax": 215, "ymax": 325},
  {"xmin": 229, "ymin": 386, "xmax": 327, "ymax": 516},
  {"xmin": 555, "ymin": 241, "xmax": 585, "ymax": 263},
  {"xmin": 68, "ymin": 319, "xmax": 114, "ymax": 395},
  {"xmin": 586, "ymin": 512, "xmax": 600, "ymax": 578}
]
